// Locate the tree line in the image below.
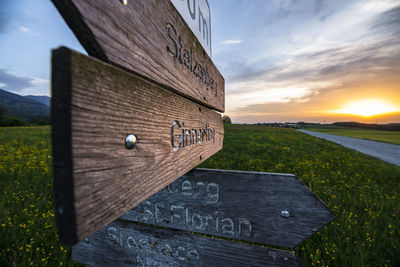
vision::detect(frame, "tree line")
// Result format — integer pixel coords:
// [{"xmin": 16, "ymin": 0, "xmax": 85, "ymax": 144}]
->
[{"xmin": 0, "ymin": 106, "xmax": 50, "ymax": 127}]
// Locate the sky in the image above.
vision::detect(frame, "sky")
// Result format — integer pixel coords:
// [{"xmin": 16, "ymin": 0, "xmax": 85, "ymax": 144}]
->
[{"xmin": 0, "ymin": 0, "xmax": 399, "ymax": 123}]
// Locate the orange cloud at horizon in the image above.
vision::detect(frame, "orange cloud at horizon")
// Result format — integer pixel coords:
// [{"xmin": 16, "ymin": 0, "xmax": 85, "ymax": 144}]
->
[
  {"xmin": 226, "ymin": 72, "xmax": 400, "ymax": 124},
  {"xmin": 227, "ymin": 87, "xmax": 400, "ymax": 124},
  {"xmin": 222, "ymin": 1, "xmax": 400, "ymax": 125},
  {"xmin": 230, "ymin": 111, "xmax": 400, "ymax": 124}
]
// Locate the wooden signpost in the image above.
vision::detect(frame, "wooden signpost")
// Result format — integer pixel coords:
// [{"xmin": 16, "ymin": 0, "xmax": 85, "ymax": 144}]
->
[
  {"xmin": 121, "ymin": 169, "xmax": 335, "ymax": 248},
  {"xmin": 51, "ymin": 0, "xmax": 335, "ymax": 265},
  {"xmin": 52, "ymin": 48, "xmax": 223, "ymax": 245},
  {"xmin": 71, "ymin": 169, "xmax": 335, "ymax": 266}
]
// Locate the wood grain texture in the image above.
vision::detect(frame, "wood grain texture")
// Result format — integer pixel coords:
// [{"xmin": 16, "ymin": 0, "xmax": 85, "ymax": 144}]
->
[
  {"xmin": 120, "ymin": 169, "xmax": 336, "ymax": 248},
  {"xmin": 72, "ymin": 221, "xmax": 304, "ymax": 267},
  {"xmin": 51, "ymin": 47, "xmax": 224, "ymax": 246},
  {"xmin": 52, "ymin": 0, "xmax": 225, "ymax": 112}
]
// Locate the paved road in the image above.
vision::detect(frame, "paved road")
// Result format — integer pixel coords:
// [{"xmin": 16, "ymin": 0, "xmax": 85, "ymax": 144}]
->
[{"xmin": 297, "ymin": 129, "xmax": 400, "ymax": 167}]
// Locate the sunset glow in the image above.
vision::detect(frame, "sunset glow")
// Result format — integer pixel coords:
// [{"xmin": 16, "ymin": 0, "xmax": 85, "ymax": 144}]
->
[
  {"xmin": 331, "ymin": 99, "xmax": 400, "ymax": 117},
  {"xmin": 0, "ymin": 1, "xmax": 399, "ymax": 124}
]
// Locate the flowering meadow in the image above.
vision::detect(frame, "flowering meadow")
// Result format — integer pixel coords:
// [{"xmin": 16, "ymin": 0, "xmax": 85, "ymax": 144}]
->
[
  {"xmin": 1, "ymin": 125, "xmax": 399, "ymax": 266},
  {"xmin": 200, "ymin": 124, "xmax": 400, "ymax": 266},
  {"xmin": 0, "ymin": 126, "xmax": 80, "ymax": 266}
]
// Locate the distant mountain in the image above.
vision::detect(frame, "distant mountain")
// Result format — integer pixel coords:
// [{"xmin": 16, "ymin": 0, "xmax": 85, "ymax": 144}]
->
[
  {"xmin": 24, "ymin": 95, "xmax": 50, "ymax": 107},
  {"xmin": 0, "ymin": 89, "xmax": 50, "ymax": 122}
]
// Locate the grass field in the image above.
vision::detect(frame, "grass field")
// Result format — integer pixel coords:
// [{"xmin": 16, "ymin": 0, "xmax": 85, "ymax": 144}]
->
[
  {"xmin": 1, "ymin": 125, "xmax": 399, "ymax": 266},
  {"xmin": 0, "ymin": 126, "xmax": 78, "ymax": 266},
  {"xmin": 302, "ymin": 126, "xmax": 400, "ymax": 145}
]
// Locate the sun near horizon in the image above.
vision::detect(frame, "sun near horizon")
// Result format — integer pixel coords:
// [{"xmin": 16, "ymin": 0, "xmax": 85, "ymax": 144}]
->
[{"xmin": 329, "ymin": 99, "xmax": 400, "ymax": 118}]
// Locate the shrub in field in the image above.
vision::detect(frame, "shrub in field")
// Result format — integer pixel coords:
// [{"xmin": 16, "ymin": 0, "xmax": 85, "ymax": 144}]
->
[{"xmin": 222, "ymin": 115, "xmax": 232, "ymax": 124}]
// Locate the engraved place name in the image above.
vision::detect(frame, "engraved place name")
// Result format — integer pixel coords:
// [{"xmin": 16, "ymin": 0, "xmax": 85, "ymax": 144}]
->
[
  {"xmin": 121, "ymin": 169, "xmax": 336, "ymax": 248},
  {"xmin": 134, "ymin": 201, "xmax": 253, "ymax": 238},
  {"xmin": 107, "ymin": 227, "xmax": 200, "ymax": 265},
  {"xmin": 167, "ymin": 179, "xmax": 219, "ymax": 203},
  {"xmin": 73, "ymin": 222, "xmax": 303, "ymax": 267},
  {"xmin": 166, "ymin": 23, "xmax": 218, "ymax": 96},
  {"xmin": 171, "ymin": 120, "xmax": 215, "ymax": 151},
  {"xmin": 124, "ymin": 177, "xmax": 255, "ymax": 238}
]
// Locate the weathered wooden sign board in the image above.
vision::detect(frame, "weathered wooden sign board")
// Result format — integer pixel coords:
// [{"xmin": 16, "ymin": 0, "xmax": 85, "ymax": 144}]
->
[
  {"xmin": 73, "ymin": 221, "xmax": 304, "ymax": 266},
  {"xmin": 121, "ymin": 168, "xmax": 336, "ymax": 248},
  {"xmin": 51, "ymin": 47, "xmax": 223, "ymax": 245},
  {"xmin": 72, "ymin": 169, "xmax": 335, "ymax": 265},
  {"xmin": 52, "ymin": 0, "xmax": 224, "ymax": 112}
]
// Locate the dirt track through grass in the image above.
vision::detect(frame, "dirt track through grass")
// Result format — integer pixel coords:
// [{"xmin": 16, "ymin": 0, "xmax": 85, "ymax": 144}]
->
[
  {"xmin": 298, "ymin": 129, "xmax": 400, "ymax": 167},
  {"xmin": 303, "ymin": 127, "xmax": 400, "ymax": 145}
]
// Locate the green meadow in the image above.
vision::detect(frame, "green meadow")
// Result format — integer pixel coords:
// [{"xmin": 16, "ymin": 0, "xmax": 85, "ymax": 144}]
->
[
  {"xmin": 304, "ymin": 126, "xmax": 400, "ymax": 145},
  {"xmin": 0, "ymin": 126, "xmax": 77, "ymax": 266},
  {"xmin": 1, "ymin": 125, "xmax": 399, "ymax": 266}
]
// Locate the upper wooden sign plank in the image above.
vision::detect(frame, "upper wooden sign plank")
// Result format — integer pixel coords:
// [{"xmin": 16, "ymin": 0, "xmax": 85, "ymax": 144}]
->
[
  {"xmin": 51, "ymin": 47, "xmax": 224, "ymax": 246},
  {"xmin": 52, "ymin": 0, "xmax": 225, "ymax": 112},
  {"xmin": 121, "ymin": 168, "xmax": 336, "ymax": 248}
]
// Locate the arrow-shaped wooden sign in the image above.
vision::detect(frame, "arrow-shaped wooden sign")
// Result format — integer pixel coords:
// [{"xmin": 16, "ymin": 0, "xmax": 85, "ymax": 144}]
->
[
  {"xmin": 52, "ymin": 0, "xmax": 225, "ymax": 112},
  {"xmin": 120, "ymin": 168, "xmax": 336, "ymax": 248},
  {"xmin": 72, "ymin": 221, "xmax": 304, "ymax": 266},
  {"xmin": 51, "ymin": 48, "xmax": 223, "ymax": 245}
]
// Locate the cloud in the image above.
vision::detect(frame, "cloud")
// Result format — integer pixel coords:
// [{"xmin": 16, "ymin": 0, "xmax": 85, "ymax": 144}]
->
[
  {"xmin": 217, "ymin": 2, "xmax": 400, "ymax": 123},
  {"xmin": 0, "ymin": 3, "xmax": 36, "ymax": 35},
  {"xmin": 270, "ymin": 39, "xmax": 399, "ymax": 84},
  {"xmin": 31, "ymin": 77, "xmax": 49, "ymax": 85},
  {"xmin": 214, "ymin": 51, "xmax": 271, "ymax": 83},
  {"xmin": 258, "ymin": 0, "xmax": 349, "ymax": 25},
  {"xmin": 17, "ymin": 25, "xmax": 40, "ymax": 36},
  {"xmin": 223, "ymin": 3, "xmax": 400, "ymax": 104},
  {"xmin": 0, "ymin": 69, "xmax": 35, "ymax": 92},
  {"xmin": 19, "ymin": 26, "xmax": 30, "ymax": 33},
  {"xmin": 371, "ymin": 5, "xmax": 400, "ymax": 35},
  {"xmin": 220, "ymin": 39, "xmax": 243, "ymax": 45}
]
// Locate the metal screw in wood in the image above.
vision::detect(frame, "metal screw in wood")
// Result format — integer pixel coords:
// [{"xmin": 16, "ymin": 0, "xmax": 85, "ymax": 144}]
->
[
  {"xmin": 280, "ymin": 210, "xmax": 290, "ymax": 218},
  {"xmin": 125, "ymin": 134, "xmax": 137, "ymax": 149}
]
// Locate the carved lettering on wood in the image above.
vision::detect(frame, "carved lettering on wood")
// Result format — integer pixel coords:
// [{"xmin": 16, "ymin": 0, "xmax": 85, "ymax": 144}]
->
[
  {"xmin": 52, "ymin": 0, "xmax": 225, "ymax": 111},
  {"xmin": 72, "ymin": 221, "xmax": 304, "ymax": 266},
  {"xmin": 121, "ymin": 169, "xmax": 336, "ymax": 248},
  {"xmin": 51, "ymin": 48, "xmax": 224, "ymax": 245}
]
